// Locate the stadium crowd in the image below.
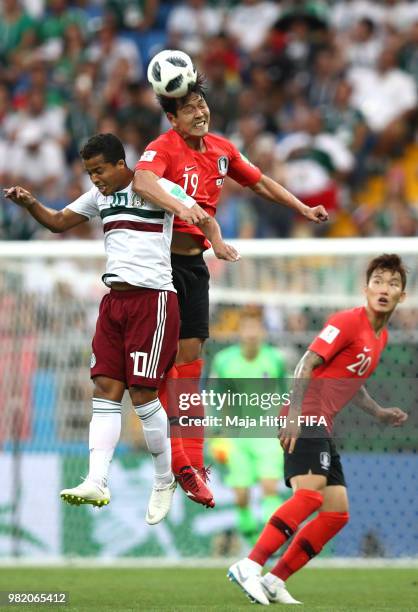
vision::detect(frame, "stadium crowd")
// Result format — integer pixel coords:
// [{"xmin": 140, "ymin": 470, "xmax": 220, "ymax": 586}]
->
[{"xmin": 1, "ymin": 0, "xmax": 418, "ymax": 240}]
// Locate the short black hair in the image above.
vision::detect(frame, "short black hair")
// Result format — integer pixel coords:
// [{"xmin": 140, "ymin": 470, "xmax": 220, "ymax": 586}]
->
[
  {"xmin": 80, "ymin": 133, "xmax": 126, "ymax": 164},
  {"xmin": 367, "ymin": 254, "xmax": 407, "ymax": 290},
  {"xmin": 157, "ymin": 73, "xmax": 207, "ymax": 115}
]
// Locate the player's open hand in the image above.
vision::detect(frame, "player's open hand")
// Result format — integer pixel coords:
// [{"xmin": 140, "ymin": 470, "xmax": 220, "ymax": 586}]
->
[
  {"xmin": 303, "ymin": 205, "xmax": 328, "ymax": 223},
  {"xmin": 279, "ymin": 417, "xmax": 301, "ymax": 454},
  {"xmin": 3, "ymin": 186, "xmax": 35, "ymax": 209},
  {"xmin": 377, "ymin": 407, "xmax": 408, "ymax": 427},
  {"xmin": 178, "ymin": 203, "xmax": 209, "ymax": 225},
  {"xmin": 212, "ymin": 240, "xmax": 240, "ymax": 262}
]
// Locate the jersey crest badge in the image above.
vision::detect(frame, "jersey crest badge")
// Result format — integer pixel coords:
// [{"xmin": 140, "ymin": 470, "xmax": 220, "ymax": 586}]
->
[
  {"xmin": 320, "ymin": 451, "xmax": 331, "ymax": 469},
  {"xmin": 217, "ymin": 156, "xmax": 229, "ymax": 176},
  {"xmin": 131, "ymin": 193, "xmax": 144, "ymax": 207}
]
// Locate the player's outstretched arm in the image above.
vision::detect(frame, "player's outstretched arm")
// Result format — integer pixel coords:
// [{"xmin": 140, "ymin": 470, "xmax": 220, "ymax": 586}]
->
[
  {"xmin": 280, "ymin": 350, "xmax": 324, "ymax": 453},
  {"xmin": 4, "ymin": 186, "xmax": 88, "ymax": 233},
  {"xmin": 250, "ymin": 174, "xmax": 329, "ymax": 223},
  {"xmin": 352, "ymin": 386, "xmax": 408, "ymax": 426},
  {"xmin": 198, "ymin": 217, "xmax": 240, "ymax": 262},
  {"xmin": 134, "ymin": 170, "xmax": 209, "ymax": 225}
]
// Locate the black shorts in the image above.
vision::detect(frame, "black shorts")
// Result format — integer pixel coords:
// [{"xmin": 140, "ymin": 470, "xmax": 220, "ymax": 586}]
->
[
  {"xmin": 284, "ymin": 428, "xmax": 346, "ymax": 488},
  {"xmin": 171, "ymin": 252, "xmax": 210, "ymax": 340}
]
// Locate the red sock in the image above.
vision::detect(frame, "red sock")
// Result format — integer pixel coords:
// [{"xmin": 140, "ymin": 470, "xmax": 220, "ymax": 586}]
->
[
  {"xmin": 272, "ymin": 511, "xmax": 349, "ymax": 580},
  {"xmin": 176, "ymin": 359, "xmax": 204, "ymax": 471},
  {"xmin": 249, "ymin": 489, "xmax": 323, "ymax": 566},
  {"xmin": 159, "ymin": 365, "xmax": 191, "ymax": 474}
]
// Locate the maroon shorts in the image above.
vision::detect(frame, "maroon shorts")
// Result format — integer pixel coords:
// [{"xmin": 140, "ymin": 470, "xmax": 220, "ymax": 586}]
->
[{"xmin": 91, "ymin": 288, "xmax": 179, "ymax": 388}]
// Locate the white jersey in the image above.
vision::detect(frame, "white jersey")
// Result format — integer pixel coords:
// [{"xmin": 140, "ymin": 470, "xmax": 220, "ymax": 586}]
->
[{"xmin": 67, "ymin": 178, "xmax": 195, "ymax": 291}]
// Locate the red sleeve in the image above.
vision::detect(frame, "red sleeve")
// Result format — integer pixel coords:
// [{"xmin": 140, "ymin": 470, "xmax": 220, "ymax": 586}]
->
[
  {"xmin": 227, "ymin": 144, "xmax": 262, "ymax": 187},
  {"xmin": 309, "ymin": 311, "xmax": 356, "ymax": 364},
  {"xmin": 135, "ymin": 139, "xmax": 171, "ymax": 177}
]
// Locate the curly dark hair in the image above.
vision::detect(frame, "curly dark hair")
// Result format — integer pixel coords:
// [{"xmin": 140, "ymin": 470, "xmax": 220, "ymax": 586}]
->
[
  {"xmin": 80, "ymin": 133, "xmax": 126, "ymax": 164},
  {"xmin": 157, "ymin": 73, "xmax": 207, "ymax": 115}
]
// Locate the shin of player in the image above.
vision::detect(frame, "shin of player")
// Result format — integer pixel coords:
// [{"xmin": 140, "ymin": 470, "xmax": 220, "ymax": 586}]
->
[{"xmin": 229, "ymin": 254, "xmax": 408, "ymax": 605}]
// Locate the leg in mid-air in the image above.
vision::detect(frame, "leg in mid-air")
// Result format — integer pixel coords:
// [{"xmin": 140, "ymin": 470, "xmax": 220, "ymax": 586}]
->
[
  {"xmin": 130, "ymin": 386, "xmax": 176, "ymax": 525},
  {"xmin": 160, "ymin": 251, "xmax": 215, "ymax": 508},
  {"xmin": 60, "ymin": 375, "xmax": 124, "ymax": 508}
]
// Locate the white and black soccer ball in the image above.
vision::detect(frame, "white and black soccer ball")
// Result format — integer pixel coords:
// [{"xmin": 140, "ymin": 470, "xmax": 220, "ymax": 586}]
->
[{"xmin": 147, "ymin": 50, "xmax": 197, "ymax": 98}]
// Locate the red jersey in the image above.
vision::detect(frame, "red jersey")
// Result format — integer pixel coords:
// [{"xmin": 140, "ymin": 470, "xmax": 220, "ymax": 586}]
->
[
  {"xmin": 135, "ymin": 129, "xmax": 262, "ymax": 249},
  {"xmin": 303, "ymin": 306, "xmax": 388, "ymax": 429}
]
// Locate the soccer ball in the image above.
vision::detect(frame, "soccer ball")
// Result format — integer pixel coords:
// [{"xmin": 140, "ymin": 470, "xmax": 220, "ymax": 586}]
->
[{"xmin": 147, "ymin": 50, "xmax": 197, "ymax": 98}]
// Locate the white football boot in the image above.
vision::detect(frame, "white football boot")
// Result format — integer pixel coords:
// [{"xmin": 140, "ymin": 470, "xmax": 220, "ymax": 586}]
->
[
  {"xmin": 261, "ymin": 573, "xmax": 302, "ymax": 604},
  {"xmin": 146, "ymin": 478, "xmax": 177, "ymax": 525},
  {"xmin": 60, "ymin": 479, "xmax": 110, "ymax": 508},
  {"xmin": 227, "ymin": 558, "xmax": 270, "ymax": 605}
]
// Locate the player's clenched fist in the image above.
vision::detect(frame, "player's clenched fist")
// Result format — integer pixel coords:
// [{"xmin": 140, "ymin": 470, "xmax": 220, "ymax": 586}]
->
[
  {"xmin": 178, "ymin": 203, "xmax": 209, "ymax": 225},
  {"xmin": 303, "ymin": 205, "xmax": 328, "ymax": 223},
  {"xmin": 4, "ymin": 186, "xmax": 36, "ymax": 209}
]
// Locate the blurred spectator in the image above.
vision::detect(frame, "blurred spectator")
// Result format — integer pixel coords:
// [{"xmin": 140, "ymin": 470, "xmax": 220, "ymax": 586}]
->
[
  {"xmin": 343, "ymin": 17, "xmax": 383, "ymax": 69},
  {"xmin": 116, "ymin": 80, "xmax": 161, "ymax": 144},
  {"xmin": 87, "ymin": 14, "xmax": 142, "ymax": 84},
  {"xmin": 307, "ymin": 46, "xmax": 344, "ymax": 110},
  {"xmin": 247, "ymin": 133, "xmax": 295, "ymax": 237},
  {"xmin": 64, "ymin": 72, "xmax": 98, "ymax": 161},
  {"xmin": 331, "ymin": 0, "xmax": 385, "ymax": 32},
  {"xmin": 37, "ymin": 0, "xmax": 86, "ymax": 63},
  {"xmin": 400, "ymin": 19, "xmax": 418, "ymax": 86},
  {"xmin": 216, "ymin": 178, "xmax": 257, "ymax": 239},
  {"xmin": 203, "ymin": 36, "xmax": 241, "ymax": 134},
  {"xmin": 226, "ymin": 0, "xmax": 280, "ymax": 55},
  {"xmin": 348, "ymin": 48, "xmax": 417, "ymax": 154},
  {"xmin": 167, "ymin": 0, "xmax": 223, "ymax": 56},
  {"xmin": 1, "ymin": 0, "xmax": 418, "ymax": 241},
  {"xmin": 0, "ymin": 0, "xmax": 37, "ymax": 82},
  {"xmin": 5, "ymin": 124, "xmax": 67, "ymax": 207},
  {"xmin": 53, "ymin": 23, "xmax": 88, "ymax": 89},
  {"xmin": 106, "ymin": 0, "xmax": 159, "ymax": 31},
  {"xmin": 4, "ymin": 86, "xmax": 66, "ymax": 145},
  {"xmin": 277, "ymin": 110, "xmax": 354, "ymax": 219},
  {"xmin": 322, "ymin": 79, "xmax": 368, "ymax": 153}
]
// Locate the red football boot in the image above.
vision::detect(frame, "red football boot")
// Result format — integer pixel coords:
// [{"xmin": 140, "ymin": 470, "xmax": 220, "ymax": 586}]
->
[{"xmin": 175, "ymin": 466, "xmax": 215, "ymax": 508}]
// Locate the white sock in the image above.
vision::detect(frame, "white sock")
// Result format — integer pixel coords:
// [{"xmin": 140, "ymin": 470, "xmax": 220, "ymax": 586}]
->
[
  {"xmin": 87, "ymin": 398, "xmax": 122, "ymax": 487},
  {"xmin": 135, "ymin": 399, "xmax": 173, "ymax": 486}
]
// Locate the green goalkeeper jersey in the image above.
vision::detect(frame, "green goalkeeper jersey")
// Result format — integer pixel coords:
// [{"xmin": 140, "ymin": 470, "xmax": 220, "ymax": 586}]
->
[{"xmin": 210, "ymin": 344, "xmax": 287, "ymax": 380}]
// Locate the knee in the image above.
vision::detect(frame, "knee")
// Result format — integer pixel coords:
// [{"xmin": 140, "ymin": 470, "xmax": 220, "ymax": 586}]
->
[
  {"xmin": 93, "ymin": 376, "xmax": 124, "ymax": 402},
  {"xmin": 130, "ymin": 386, "xmax": 158, "ymax": 406}
]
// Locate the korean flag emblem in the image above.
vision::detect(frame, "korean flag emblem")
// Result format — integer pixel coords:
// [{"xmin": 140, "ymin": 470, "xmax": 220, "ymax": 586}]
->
[{"xmin": 217, "ymin": 156, "xmax": 229, "ymax": 176}]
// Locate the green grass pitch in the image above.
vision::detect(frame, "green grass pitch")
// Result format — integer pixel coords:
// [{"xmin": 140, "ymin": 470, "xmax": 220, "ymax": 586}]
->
[{"xmin": 0, "ymin": 567, "xmax": 416, "ymax": 611}]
